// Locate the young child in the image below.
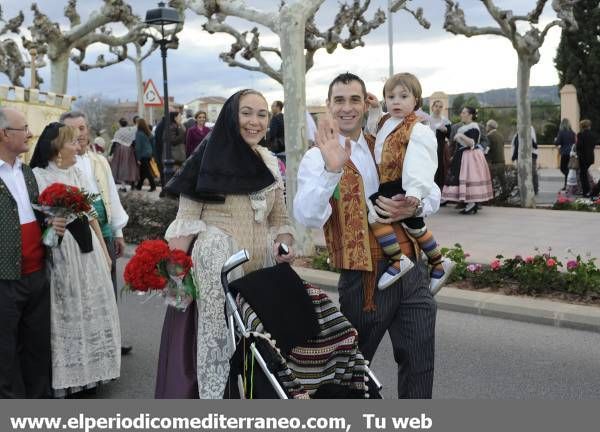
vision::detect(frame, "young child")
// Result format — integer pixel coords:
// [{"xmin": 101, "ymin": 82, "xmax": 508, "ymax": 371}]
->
[{"xmin": 365, "ymin": 72, "xmax": 455, "ymax": 294}]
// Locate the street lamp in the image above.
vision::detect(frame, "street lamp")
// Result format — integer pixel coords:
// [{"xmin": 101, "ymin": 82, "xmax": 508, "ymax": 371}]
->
[{"xmin": 144, "ymin": 1, "xmax": 182, "ymax": 186}]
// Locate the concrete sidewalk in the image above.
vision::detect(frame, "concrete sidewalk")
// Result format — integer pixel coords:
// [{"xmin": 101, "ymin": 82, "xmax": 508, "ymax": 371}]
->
[
  {"xmin": 309, "ymin": 197, "xmax": 600, "ymax": 266},
  {"xmin": 293, "ymin": 266, "xmax": 600, "ymax": 334}
]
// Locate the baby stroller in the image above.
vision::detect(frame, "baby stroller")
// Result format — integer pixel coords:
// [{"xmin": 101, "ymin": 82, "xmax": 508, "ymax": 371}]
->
[{"xmin": 220, "ymin": 250, "xmax": 382, "ymax": 399}]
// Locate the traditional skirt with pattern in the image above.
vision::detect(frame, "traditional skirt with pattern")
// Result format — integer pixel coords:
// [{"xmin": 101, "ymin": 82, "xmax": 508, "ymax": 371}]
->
[
  {"xmin": 442, "ymin": 148, "xmax": 493, "ymax": 203},
  {"xmin": 110, "ymin": 144, "xmax": 139, "ymax": 183},
  {"xmin": 237, "ymin": 283, "xmax": 369, "ymax": 399}
]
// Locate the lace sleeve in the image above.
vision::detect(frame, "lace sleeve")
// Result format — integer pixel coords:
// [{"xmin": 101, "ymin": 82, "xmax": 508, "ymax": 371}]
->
[
  {"xmin": 164, "ymin": 195, "xmax": 206, "ymax": 240},
  {"xmin": 267, "ymin": 186, "xmax": 296, "ymax": 239}
]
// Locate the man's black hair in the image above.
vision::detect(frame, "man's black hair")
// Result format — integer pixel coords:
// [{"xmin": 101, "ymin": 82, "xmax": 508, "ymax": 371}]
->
[{"xmin": 327, "ymin": 72, "xmax": 367, "ymax": 101}]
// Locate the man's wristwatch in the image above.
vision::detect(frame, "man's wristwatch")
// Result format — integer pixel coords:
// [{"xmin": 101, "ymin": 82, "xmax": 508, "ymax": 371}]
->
[{"xmin": 413, "ymin": 201, "xmax": 424, "ymax": 218}]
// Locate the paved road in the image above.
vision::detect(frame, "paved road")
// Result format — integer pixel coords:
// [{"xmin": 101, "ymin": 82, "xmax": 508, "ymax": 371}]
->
[{"xmin": 94, "ymin": 258, "xmax": 600, "ymax": 399}]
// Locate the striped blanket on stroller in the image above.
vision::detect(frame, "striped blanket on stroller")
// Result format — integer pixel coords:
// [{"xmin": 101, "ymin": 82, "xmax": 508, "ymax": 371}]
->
[{"xmin": 238, "ymin": 283, "xmax": 369, "ymax": 399}]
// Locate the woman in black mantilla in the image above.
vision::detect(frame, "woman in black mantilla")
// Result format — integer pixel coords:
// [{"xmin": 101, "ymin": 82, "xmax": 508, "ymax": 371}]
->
[
  {"xmin": 442, "ymin": 106, "xmax": 493, "ymax": 214},
  {"xmin": 155, "ymin": 89, "xmax": 296, "ymax": 399},
  {"xmin": 30, "ymin": 122, "xmax": 121, "ymax": 397}
]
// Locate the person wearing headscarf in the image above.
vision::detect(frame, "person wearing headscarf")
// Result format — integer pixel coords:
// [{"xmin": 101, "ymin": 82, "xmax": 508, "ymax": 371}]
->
[
  {"xmin": 155, "ymin": 89, "xmax": 296, "ymax": 399},
  {"xmin": 442, "ymin": 106, "xmax": 493, "ymax": 214},
  {"xmin": 30, "ymin": 122, "xmax": 120, "ymax": 398},
  {"xmin": 167, "ymin": 111, "xmax": 186, "ymax": 166},
  {"xmin": 109, "ymin": 118, "xmax": 139, "ymax": 191}
]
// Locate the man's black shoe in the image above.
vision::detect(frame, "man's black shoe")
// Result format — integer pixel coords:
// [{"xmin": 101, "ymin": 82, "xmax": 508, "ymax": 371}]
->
[{"xmin": 121, "ymin": 345, "xmax": 133, "ymax": 355}]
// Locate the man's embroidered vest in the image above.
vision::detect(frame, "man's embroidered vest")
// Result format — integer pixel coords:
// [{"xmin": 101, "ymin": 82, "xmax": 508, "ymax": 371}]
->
[
  {"xmin": 0, "ymin": 165, "xmax": 39, "ymax": 280},
  {"xmin": 323, "ymin": 131, "xmax": 419, "ymax": 311}
]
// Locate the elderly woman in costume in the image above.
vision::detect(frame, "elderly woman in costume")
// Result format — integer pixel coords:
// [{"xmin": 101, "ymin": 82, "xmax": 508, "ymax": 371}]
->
[
  {"xmin": 155, "ymin": 89, "xmax": 296, "ymax": 399},
  {"xmin": 442, "ymin": 107, "xmax": 493, "ymax": 214},
  {"xmin": 30, "ymin": 123, "xmax": 120, "ymax": 397}
]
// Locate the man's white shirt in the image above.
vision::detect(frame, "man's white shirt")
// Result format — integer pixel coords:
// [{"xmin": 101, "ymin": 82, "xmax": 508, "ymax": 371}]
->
[
  {"xmin": 294, "ymin": 132, "xmax": 440, "ymax": 228},
  {"xmin": 0, "ymin": 158, "xmax": 36, "ymax": 224}
]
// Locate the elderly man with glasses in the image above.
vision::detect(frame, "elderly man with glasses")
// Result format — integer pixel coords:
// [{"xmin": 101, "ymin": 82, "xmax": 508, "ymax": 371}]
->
[{"xmin": 0, "ymin": 107, "xmax": 66, "ymax": 398}]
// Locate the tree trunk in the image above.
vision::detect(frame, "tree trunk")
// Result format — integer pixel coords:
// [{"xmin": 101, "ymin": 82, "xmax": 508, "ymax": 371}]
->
[
  {"xmin": 516, "ymin": 56, "xmax": 535, "ymax": 208},
  {"xmin": 135, "ymin": 45, "xmax": 144, "ymax": 118},
  {"xmin": 279, "ymin": 7, "xmax": 313, "ymax": 256},
  {"xmin": 50, "ymin": 54, "xmax": 69, "ymax": 95}
]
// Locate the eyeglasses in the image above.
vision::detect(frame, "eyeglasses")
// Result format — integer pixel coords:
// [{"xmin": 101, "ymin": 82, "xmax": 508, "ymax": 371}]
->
[{"xmin": 4, "ymin": 125, "xmax": 30, "ymax": 133}]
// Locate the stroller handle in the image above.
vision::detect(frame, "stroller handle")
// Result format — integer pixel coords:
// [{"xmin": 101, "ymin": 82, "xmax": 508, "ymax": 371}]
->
[
  {"xmin": 221, "ymin": 249, "xmax": 251, "ymax": 338},
  {"xmin": 222, "ymin": 249, "xmax": 250, "ymax": 276},
  {"xmin": 221, "ymin": 249, "xmax": 250, "ymax": 295}
]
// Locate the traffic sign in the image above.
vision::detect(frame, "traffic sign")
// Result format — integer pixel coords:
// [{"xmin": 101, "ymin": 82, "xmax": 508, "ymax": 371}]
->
[{"xmin": 143, "ymin": 79, "xmax": 163, "ymax": 106}]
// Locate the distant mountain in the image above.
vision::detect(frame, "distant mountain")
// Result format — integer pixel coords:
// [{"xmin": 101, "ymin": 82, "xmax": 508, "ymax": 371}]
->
[{"xmin": 428, "ymin": 85, "xmax": 560, "ymax": 107}]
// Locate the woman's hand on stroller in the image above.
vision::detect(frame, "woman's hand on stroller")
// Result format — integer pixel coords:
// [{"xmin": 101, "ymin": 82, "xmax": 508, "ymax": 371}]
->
[{"xmin": 273, "ymin": 241, "xmax": 295, "ymax": 264}]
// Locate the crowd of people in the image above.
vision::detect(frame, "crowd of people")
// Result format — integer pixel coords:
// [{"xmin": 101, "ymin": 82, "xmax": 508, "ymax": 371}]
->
[{"xmin": 1, "ymin": 68, "xmax": 598, "ymax": 401}]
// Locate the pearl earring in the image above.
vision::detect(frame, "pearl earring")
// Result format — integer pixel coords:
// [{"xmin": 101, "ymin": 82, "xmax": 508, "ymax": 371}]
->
[{"xmin": 57, "ymin": 152, "xmax": 63, "ymax": 167}]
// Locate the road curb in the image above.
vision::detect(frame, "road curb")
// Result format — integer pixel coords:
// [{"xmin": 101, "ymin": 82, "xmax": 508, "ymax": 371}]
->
[{"xmin": 292, "ymin": 266, "xmax": 600, "ymax": 334}]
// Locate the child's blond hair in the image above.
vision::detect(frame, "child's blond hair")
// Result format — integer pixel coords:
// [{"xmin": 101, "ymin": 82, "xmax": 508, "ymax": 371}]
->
[{"xmin": 383, "ymin": 72, "xmax": 422, "ymax": 110}]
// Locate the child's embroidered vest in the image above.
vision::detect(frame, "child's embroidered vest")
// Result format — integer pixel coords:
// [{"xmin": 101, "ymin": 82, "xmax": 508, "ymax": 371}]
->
[
  {"xmin": 323, "ymin": 133, "xmax": 419, "ymax": 312},
  {"xmin": 377, "ymin": 111, "xmax": 420, "ymax": 183}
]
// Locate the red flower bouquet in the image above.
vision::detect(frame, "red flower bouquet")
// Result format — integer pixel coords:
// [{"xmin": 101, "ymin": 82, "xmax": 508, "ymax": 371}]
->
[
  {"xmin": 124, "ymin": 240, "xmax": 197, "ymax": 311},
  {"xmin": 33, "ymin": 182, "xmax": 98, "ymax": 247}
]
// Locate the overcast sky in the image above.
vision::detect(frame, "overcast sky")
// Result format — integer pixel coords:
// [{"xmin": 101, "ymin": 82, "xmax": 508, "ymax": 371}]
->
[{"xmin": 0, "ymin": 0, "xmax": 564, "ymax": 107}]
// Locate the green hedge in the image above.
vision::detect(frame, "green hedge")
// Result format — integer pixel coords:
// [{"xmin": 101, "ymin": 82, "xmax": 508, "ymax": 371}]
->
[{"xmin": 119, "ymin": 191, "xmax": 178, "ymax": 244}]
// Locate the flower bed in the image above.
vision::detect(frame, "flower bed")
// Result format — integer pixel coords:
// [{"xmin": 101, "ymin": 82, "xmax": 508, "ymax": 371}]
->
[
  {"xmin": 441, "ymin": 244, "xmax": 600, "ymax": 299},
  {"xmin": 552, "ymin": 192, "xmax": 600, "ymax": 212}
]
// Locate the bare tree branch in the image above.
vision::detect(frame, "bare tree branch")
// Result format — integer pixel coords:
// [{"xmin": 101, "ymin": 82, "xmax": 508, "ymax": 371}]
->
[
  {"xmin": 0, "ymin": 39, "xmax": 25, "ymax": 86},
  {"xmin": 204, "ymin": 16, "xmax": 282, "ymax": 82},
  {"xmin": 72, "ymin": 44, "xmax": 128, "ymax": 71},
  {"xmin": 22, "ymin": 0, "xmax": 161, "ymax": 93},
  {"xmin": 443, "ymin": 1, "xmax": 505, "ymax": 37},
  {"xmin": 187, "ymin": 0, "xmax": 278, "ymax": 31},
  {"xmin": 0, "ymin": 7, "xmax": 26, "ymax": 86},
  {"xmin": 0, "ymin": 7, "xmax": 24, "ymax": 37},
  {"xmin": 64, "ymin": 0, "xmax": 81, "ymax": 27},
  {"xmin": 390, "ymin": 1, "xmax": 430, "ymax": 29},
  {"xmin": 305, "ymin": 0, "xmax": 387, "ymax": 53}
]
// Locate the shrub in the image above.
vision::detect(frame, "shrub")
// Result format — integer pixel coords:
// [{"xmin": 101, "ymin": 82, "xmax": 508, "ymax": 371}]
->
[
  {"xmin": 440, "ymin": 243, "xmax": 469, "ymax": 283},
  {"xmin": 120, "ymin": 191, "xmax": 179, "ymax": 244},
  {"xmin": 488, "ymin": 165, "xmax": 519, "ymax": 205},
  {"xmin": 311, "ymin": 247, "xmax": 339, "ymax": 272},
  {"xmin": 441, "ymin": 245, "xmax": 600, "ymax": 297}
]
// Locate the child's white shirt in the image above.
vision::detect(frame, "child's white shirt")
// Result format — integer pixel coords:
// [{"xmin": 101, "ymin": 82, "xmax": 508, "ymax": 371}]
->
[{"xmin": 366, "ymin": 106, "xmax": 438, "ymax": 200}]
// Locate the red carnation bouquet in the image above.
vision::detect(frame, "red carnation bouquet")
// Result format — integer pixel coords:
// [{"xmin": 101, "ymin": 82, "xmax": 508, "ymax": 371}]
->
[
  {"xmin": 123, "ymin": 239, "xmax": 197, "ymax": 311},
  {"xmin": 33, "ymin": 182, "xmax": 98, "ymax": 247}
]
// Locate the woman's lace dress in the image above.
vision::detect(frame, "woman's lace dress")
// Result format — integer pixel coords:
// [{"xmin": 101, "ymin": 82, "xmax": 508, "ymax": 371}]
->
[
  {"xmin": 33, "ymin": 163, "xmax": 121, "ymax": 395},
  {"xmin": 164, "ymin": 146, "xmax": 294, "ymax": 398}
]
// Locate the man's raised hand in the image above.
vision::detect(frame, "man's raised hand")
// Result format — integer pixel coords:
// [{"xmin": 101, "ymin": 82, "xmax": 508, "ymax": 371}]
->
[{"xmin": 315, "ymin": 113, "xmax": 350, "ymax": 173}]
